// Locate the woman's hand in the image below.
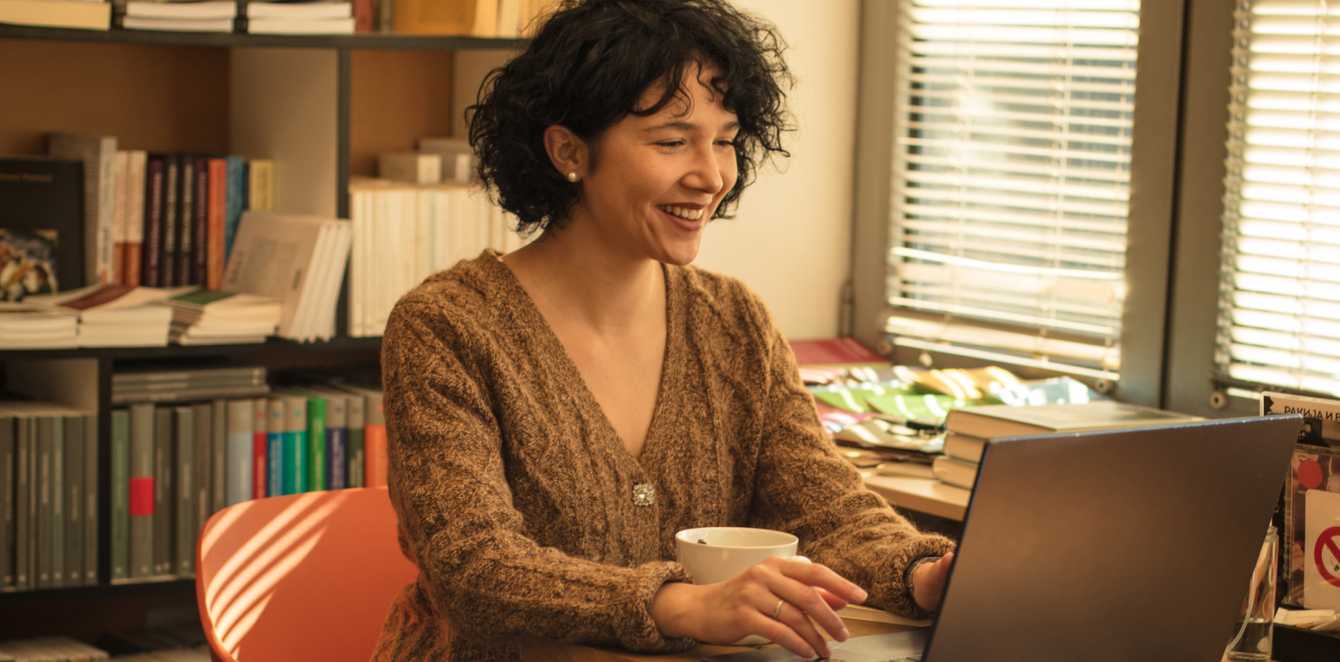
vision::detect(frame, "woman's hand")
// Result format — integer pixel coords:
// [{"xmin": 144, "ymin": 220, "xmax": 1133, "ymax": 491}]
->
[
  {"xmin": 909, "ymin": 551, "xmax": 955, "ymax": 612},
  {"xmin": 650, "ymin": 557, "xmax": 868, "ymax": 659}
]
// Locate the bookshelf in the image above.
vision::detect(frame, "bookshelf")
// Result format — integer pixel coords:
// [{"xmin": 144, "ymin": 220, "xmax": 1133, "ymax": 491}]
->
[{"xmin": 0, "ymin": 23, "xmax": 520, "ymax": 644}]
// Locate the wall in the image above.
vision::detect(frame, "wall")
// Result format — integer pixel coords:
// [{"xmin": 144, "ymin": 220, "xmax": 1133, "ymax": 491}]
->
[{"xmin": 694, "ymin": 0, "xmax": 860, "ymax": 339}]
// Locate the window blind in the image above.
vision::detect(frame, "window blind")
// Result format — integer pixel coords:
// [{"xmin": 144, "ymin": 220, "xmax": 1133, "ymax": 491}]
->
[
  {"xmin": 885, "ymin": 0, "xmax": 1140, "ymax": 381},
  {"xmin": 1219, "ymin": 0, "xmax": 1340, "ymax": 397}
]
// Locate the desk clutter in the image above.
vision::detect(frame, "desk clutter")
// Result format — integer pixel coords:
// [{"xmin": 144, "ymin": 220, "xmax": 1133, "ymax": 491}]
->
[{"xmin": 0, "ymin": 623, "xmax": 209, "ymax": 661}]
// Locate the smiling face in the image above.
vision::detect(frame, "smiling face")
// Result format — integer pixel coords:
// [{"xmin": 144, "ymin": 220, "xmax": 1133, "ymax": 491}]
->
[{"xmin": 571, "ymin": 63, "xmax": 741, "ymax": 266}]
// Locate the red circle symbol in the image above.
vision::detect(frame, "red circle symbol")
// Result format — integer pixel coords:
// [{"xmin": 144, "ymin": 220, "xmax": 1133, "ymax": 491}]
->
[{"xmin": 1315, "ymin": 526, "xmax": 1340, "ymax": 589}]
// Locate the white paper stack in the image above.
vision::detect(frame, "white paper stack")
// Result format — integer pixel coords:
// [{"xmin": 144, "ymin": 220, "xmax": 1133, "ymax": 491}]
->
[
  {"xmin": 245, "ymin": 0, "xmax": 353, "ymax": 34},
  {"xmin": 123, "ymin": 0, "xmax": 237, "ymax": 32},
  {"xmin": 346, "ymin": 177, "xmax": 531, "ymax": 337},
  {"xmin": 222, "ymin": 211, "xmax": 351, "ymax": 343},
  {"xmin": 0, "ymin": 304, "xmax": 78, "ymax": 349},
  {"xmin": 166, "ymin": 289, "xmax": 283, "ymax": 345},
  {"xmin": 53, "ymin": 283, "xmax": 179, "ymax": 347}
]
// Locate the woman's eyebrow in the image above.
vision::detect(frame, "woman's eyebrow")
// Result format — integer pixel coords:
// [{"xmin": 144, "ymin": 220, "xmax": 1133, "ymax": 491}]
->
[{"xmin": 642, "ymin": 120, "xmax": 741, "ymax": 133}]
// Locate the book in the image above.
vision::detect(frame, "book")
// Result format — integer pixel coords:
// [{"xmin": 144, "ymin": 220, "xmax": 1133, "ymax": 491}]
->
[
  {"xmin": 48, "ymin": 133, "xmax": 117, "ymax": 287},
  {"xmin": 173, "ymin": 406, "xmax": 193, "ymax": 577},
  {"xmin": 943, "ymin": 401, "xmax": 1201, "ymax": 440},
  {"xmin": 110, "ymin": 409, "xmax": 130, "ymax": 582},
  {"xmin": 931, "ymin": 455, "xmax": 978, "ymax": 490},
  {"xmin": 0, "ymin": 158, "xmax": 85, "ymax": 298},
  {"xmin": 266, "ymin": 397, "xmax": 284, "ymax": 497},
  {"xmin": 0, "ymin": 415, "xmax": 12, "ymax": 591},
  {"xmin": 301, "ymin": 391, "xmax": 327, "ymax": 491},
  {"xmin": 16, "ymin": 417, "xmax": 31, "ymax": 589},
  {"xmin": 222, "ymin": 211, "xmax": 348, "ymax": 341},
  {"xmin": 0, "ymin": 0, "xmax": 111, "ymax": 30},
  {"xmin": 873, "ymin": 460, "xmax": 935, "ymax": 480},
  {"xmin": 191, "ymin": 402, "xmax": 211, "ymax": 568},
  {"xmin": 247, "ymin": 159, "xmax": 273, "ymax": 211},
  {"xmin": 344, "ymin": 387, "xmax": 365, "ymax": 488},
  {"xmin": 126, "ymin": 0, "xmax": 236, "ymax": 18},
  {"xmin": 161, "ymin": 155, "xmax": 179, "ymax": 287},
  {"xmin": 129, "ymin": 403, "xmax": 155, "ymax": 579},
  {"xmin": 123, "ymin": 150, "xmax": 148, "ymax": 287},
  {"xmin": 246, "ymin": 1, "xmax": 351, "ymax": 18},
  {"xmin": 63, "ymin": 415, "xmax": 82, "ymax": 587},
  {"xmin": 312, "ymin": 387, "xmax": 348, "ymax": 490},
  {"xmin": 141, "ymin": 155, "xmax": 165, "ymax": 287},
  {"xmin": 206, "ymin": 158, "xmax": 227, "ymax": 289},
  {"xmin": 122, "ymin": 15, "xmax": 235, "ymax": 31},
  {"xmin": 152, "ymin": 406, "xmax": 170, "ymax": 576},
  {"xmin": 210, "ymin": 399, "xmax": 226, "ymax": 515},
  {"xmin": 225, "ymin": 399, "xmax": 253, "ymax": 505},
  {"xmin": 943, "ymin": 431, "xmax": 985, "ymax": 464},
  {"xmin": 283, "ymin": 395, "xmax": 307, "ymax": 494},
  {"xmin": 379, "ymin": 152, "xmax": 441, "ymax": 184},
  {"xmin": 252, "ymin": 397, "xmax": 267, "ymax": 499}
]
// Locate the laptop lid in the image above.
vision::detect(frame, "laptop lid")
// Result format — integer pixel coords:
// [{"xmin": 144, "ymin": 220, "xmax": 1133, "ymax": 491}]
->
[{"xmin": 923, "ymin": 414, "xmax": 1301, "ymax": 662}]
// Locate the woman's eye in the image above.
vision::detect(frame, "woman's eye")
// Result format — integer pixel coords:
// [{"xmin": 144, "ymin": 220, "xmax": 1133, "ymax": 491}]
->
[
  {"xmin": 715, "ymin": 140, "xmax": 736, "ymax": 148},
  {"xmin": 655, "ymin": 140, "xmax": 685, "ymax": 148}
]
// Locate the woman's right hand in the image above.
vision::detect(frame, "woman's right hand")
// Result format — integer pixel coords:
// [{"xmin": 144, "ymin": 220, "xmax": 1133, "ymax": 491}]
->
[{"xmin": 650, "ymin": 557, "xmax": 869, "ymax": 659}]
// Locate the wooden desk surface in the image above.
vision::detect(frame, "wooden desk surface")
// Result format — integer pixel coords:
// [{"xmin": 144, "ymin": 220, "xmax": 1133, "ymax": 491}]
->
[
  {"xmin": 861, "ymin": 470, "xmax": 970, "ymax": 521},
  {"xmin": 523, "ymin": 615, "xmax": 921, "ymax": 661}
]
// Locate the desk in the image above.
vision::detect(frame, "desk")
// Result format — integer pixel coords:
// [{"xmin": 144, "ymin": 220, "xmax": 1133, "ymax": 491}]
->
[
  {"xmin": 522, "ymin": 614, "xmax": 920, "ymax": 661},
  {"xmin": 861, "ymin": 469, "xmax": 969, "ymax": 522}
]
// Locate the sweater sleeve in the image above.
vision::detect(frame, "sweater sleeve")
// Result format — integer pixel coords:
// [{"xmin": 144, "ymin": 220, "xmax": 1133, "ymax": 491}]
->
[
  {"xmin": 381, "ymin": 300, "xmax": 695, "ymax": 652},
  {"xmin": 739, "ymin": 293, "xmax": 956, "ymax": 619}
]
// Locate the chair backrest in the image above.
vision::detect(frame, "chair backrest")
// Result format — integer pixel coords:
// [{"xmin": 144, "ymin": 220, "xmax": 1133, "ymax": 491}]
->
[{"xmin": 196, "ymin": 487, "xmax": 418, "ymax": 662}]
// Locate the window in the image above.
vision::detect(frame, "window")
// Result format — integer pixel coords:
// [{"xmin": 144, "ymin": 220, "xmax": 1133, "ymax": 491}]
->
[
  {"xmin": 882, "ymin": 0, "xmax": 1141, "ymax": 382},
  {"xmin": 1217, "ymin": 0, "xmax": 1340, "ymax": 398}
]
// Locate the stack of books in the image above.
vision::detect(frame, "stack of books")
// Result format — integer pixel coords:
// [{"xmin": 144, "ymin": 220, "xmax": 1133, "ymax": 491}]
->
[
  {"xmin": 933, "ymin": 402, "xmax": 1202, "ymax": 490},
  {"xmin": 0, "ymin": 0, "xmax": 111, "ymax": 30},
  {"xmin": 244, "ymin": 0, "xmax": 353, "ymax": 34},
  {"xmin": 165, "ymin": 289, "xmax": 282, "ymax": 345},
  {"xmin": 0, "ymin": 305, "xmax": 78, "ymax": 349},
  {"xmin": 122, "ymin": 0, "xmax": 237, "ymax": 33},
  {"xmin": 111, "ymin": 366, "xmax": 269, "ymax": 405},
  {"xmin": 56, "ymin": 283, "xmax": 178, "ymax": 347},
  {"xmin": 347, "ymin": 177, "xmax": 528, "ymax": 337},
  {"xmin": 221, "ymin": 211, "xmax": 351, "ymax": 343}
]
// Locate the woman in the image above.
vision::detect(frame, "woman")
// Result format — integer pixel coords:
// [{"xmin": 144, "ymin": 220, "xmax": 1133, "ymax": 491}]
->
[{"xmin": 374, "ymin": 1, "xmax": 955, "ymax": 659}]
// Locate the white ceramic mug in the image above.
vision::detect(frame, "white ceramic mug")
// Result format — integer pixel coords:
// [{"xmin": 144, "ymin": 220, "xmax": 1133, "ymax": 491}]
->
[{"xmin": 674, "ymin": 526, "xmax": 800, "ymax": 585}]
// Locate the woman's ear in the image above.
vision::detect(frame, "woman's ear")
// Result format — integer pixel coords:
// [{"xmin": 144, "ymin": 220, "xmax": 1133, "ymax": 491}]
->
[{"xmin": 543, "ymin": 125, "xmax": 589, "ymax": 183}]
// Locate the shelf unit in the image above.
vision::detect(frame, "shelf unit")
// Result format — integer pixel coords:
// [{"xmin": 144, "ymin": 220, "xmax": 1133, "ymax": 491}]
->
[{"xmin": 0, "ymin": 22, "xmax": 522, "ymax": 642}]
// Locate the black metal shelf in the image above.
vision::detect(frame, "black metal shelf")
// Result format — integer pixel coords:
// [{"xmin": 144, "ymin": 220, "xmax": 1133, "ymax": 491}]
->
[
  {"xmin": 0, "ymin": 336, "xmax": 381, "ymax": 362},
  {"xmin": 0, "ymin": 23, "xmax": 527, "ymax": 50}
]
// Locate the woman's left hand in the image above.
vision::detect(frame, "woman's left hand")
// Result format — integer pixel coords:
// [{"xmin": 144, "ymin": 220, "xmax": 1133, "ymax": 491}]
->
[{"xmin": 910, "ymin": 551, "xmax": 955, "ymax": 612}]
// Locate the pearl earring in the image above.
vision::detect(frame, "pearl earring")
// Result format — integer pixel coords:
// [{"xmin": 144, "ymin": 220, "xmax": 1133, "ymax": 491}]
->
[{"xmin": 566, "ymin": 171, "xmax": 579, "ymax": 183}]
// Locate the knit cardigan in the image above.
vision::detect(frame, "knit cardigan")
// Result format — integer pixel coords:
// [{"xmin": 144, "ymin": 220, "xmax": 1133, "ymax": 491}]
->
[{"xmin": 371, "ymin": 251, "xmax": 955, "ymax": 661}]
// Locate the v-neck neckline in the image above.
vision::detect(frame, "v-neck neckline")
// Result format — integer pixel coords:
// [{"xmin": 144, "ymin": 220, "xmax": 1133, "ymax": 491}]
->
[{"xmin": 483, "ymin": 250, "xmax": 679, "ymax": 467}]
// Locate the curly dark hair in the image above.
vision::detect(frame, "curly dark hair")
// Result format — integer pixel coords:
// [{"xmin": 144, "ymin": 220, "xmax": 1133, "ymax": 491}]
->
[{"xmin": 467, "ymin": 0, "xmax": 793, "ymax": 235}]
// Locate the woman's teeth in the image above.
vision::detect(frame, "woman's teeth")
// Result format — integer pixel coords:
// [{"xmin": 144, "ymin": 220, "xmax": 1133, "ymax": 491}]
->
[{"xmin": 660, "ymin": 205, "xmax": 704, "ymax": 221}]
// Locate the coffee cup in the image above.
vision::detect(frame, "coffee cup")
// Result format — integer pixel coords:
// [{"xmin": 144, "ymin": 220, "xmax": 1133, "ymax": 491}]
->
[{"xmin": 674, "ymin": 527, "xmax": 799, "ymax": 584}]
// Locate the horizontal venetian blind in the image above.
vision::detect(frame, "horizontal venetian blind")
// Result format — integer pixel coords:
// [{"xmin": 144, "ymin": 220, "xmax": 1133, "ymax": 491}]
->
[
  {"xmin": 885, "ymin": 0, "xmax": 1139, "ymax": 381},
  {"xmin": 1218, "ymin": 0, "xmax": 1340, "ymax": 396}
]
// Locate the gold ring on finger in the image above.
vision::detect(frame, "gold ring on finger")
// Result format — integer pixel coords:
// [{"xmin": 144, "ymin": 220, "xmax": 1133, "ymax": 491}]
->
[{"xmin": 772, "ymin": 598, "xmax": 785, "ymax": 620}]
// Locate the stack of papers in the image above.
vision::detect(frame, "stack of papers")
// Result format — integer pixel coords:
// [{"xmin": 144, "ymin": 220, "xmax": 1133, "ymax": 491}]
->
[
  {"xmin": 0, "ymin": 303, "xmax": 77, "ymax": 349},
  {"xmin": 123, "ymin": 0, "xmax": 237, "ymax": 33},
  {"xmin": 166, "ymin": 289, "xmax": 282, "ymax": 345},
  {"xmin": 54, "ymin": 284, "xmax": 179, "ymax": 347}
]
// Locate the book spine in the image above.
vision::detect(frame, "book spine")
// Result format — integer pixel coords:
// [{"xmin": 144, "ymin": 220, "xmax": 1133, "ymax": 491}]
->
[
  {"xmin": 211, "ymin": 400, "xmax": 226, "ymax": 515},
  {"xmin": 192, "ymin": 403, "xmax": 211, "ymax": 575},
  {"xmin": 224, "ymin": 156, "xmax": 244, "ymax": 261},
  {"xmin": 226, "ymin": 400, "xmax": 253, "ymax": 505},
  {"xmin": 142, "ymin": 156, "xmax": 164, "ymax": 288},
  {"xmin": 64, "ymin": 417, "xmax": 82, "ymax": 588},
  {"xmin": 365, "ymin": 391, "xmax": 387, "ymax": 488},
  {"xmin": 287, "ymin": 397, "xmax": 307, "ymax": 494},
  {"xmin": 111, "ymin": 409, "xmax": 129, "ymax": 582},
  {"xmin": 129, "ymin": 404, "xmax": 154, "ymax": 579},
  {"xmin": 0, "ymin": 417, "xmax": 12, "ymax": 590},
  {"xmin": 249, "ymin": 159, "xmax": 273, "ymax": 211},
  {"xmin": 267, "ymin": 399, "xmax": 284, "ymax": 497},
  {"xmin": 252, "ymin": 397, "xmax": 267, "ymax": 500},
  {"xmin": 15, "ymin": 419, "xmax": 31, "ymax": 589},
  {"xmin": 193, "ymin": 157, "xmax": 209, "ymax": 286},
  {"xmin": 345, "ymin": 390, "xmax": 365, "ymax": 489},
  {"xmin": 177, "ymin": 157, "xmax": 194, "ymax": 287},
  {"xmin": 207, "ymin": 158, "xmax": 228, "ymax": 290},
  {"xmin": 307, "ymin": 397, "xmax": 326, "ymax": 491},
  {"xmin": 354, "ymin": 0, "xmax": 372, "ymax": 32},
  {"xmin": 153, "ymin": 406, "xmax": 170, "ymax": 576},
  {"xmin": 161, "ymin": 156, "xmax": 179, "ymax": 288},
  {"xmin": 49, "ymin": 417, "xmax": 63, "ymax": 588},
  {"xmin": 112, "ymin": 151, "xmax": 130, "ymax": 285},
  {"xmin": 83, "ymin": 413, "xmax": 97, "ymax": 585},
  {"xmin": 126, "ymin": 151, "xmax": 147, "ymax": 287},
  {"xmin": 174, "ymin": 407, "xmax": 193, "ymax": 577}
]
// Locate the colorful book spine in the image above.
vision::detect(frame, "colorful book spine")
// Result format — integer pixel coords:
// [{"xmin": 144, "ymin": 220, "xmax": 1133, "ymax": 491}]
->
[
  {"xmin": 141, "ymin": 155, "xmax": 164, "ymax": 287},
  {"xmin": 224, "ymin": 156, "xmax": 245, "ymax": 262},
  {"xmin": 306, "ymin": 394, "xmax": 327, "ymax": 491},
  {"xmin": 207, "ymin": 158, "xmax": 227, "ymax": 289},
  {"xmin": 267, "ymin": 398, "xmax": 285, "ymax": 497},
  {"xmin": 252, "ymin": 398, "xmax": 267, "ymax": 500},
  {"xmin": 161, "ymin": 156, "xmax": 179, "ymax": 287},
  {"xmin": 286, "ymin": 397, "xmax": 308, "ymax": 494},
  {"xmin": 225, "ymin": 400, "xmax": 253, "ymax": 506},
  {"xmin": 124, "ymin": 150, "xmax": 148, "ymax": 287},
  {"xmin": 324, "ymin": 392, "xmax": 347, "ymax": 491},
  {"xmin": 192, "ymin": 156, "xmax": 209, "ymax": 286},
  {"xmin": 345, "ymin": 390, "xmax": 365, "ymax": 489},
  {"xmin": 111, "ymin": 409, "xmax": 129, "ymax": 582},
  {"xmin": 365, "ymin": 390, "xmax": 387, "ymax": 488},
  {"xmin": 129, "ymin": 404, "xmax": 154, "ymax": 579}
]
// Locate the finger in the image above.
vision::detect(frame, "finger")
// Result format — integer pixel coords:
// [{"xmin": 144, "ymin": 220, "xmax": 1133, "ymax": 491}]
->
[
  {"xmin": 765, "ymin": 574, "xmax": 848, "ymax": 643},
  {"xmin": 777, "ymin": 559, "xmax": 868, "ymax": 604},
  {"xmin": 745, "ymin": 611, "xmax": 817, "ymax": 660},
  {"xmin": 816, "ymin": 587, "xmax": 849, "ymax": 611},
  {"xmin": 773, "ymin": 599, "xmax": 832, "ymax": 660}
]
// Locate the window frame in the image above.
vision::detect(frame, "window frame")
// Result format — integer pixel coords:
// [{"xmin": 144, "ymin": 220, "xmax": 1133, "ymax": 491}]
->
[{"xmin": 851, "ymin": 0, "xmax": 1187, "ymax": 409}]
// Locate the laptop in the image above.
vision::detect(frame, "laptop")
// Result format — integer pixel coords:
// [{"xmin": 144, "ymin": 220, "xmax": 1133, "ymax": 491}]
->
[{"xmin": 712, "ymin": 414, "xmax": 1302, "ymax": 662}]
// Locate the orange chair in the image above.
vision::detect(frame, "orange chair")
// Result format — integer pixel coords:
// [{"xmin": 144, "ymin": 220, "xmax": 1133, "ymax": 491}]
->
[{"xmin": 196, "ymin": 487, "xmax": 418, "ymax": 662}]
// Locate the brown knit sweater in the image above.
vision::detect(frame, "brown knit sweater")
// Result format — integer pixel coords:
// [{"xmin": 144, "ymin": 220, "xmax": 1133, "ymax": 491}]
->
[{"xmin": 371, "ymin": 251, "xmax": 955, "ymax": 661}]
